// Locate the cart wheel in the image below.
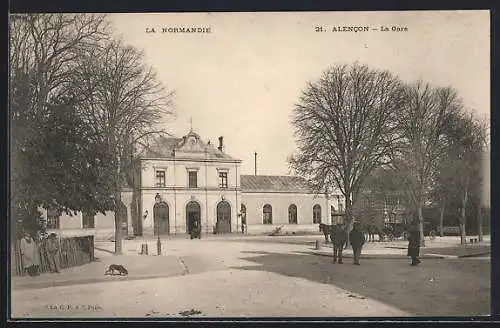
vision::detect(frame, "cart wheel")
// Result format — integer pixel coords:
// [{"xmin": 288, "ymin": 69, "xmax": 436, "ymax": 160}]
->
[{"xmin": 429, "ymin": 230, "xmax": 436, "ymax": 240}]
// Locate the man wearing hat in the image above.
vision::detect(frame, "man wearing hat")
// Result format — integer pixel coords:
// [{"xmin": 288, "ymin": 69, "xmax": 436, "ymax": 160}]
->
[
  {"xmin": 407, "ymin": 220, "xmax": 421, "ymax": 266},
  {"xmin": 349, "ymin": 221, "xmax": 365, "ymax": 265},
  {"xmin": 46, "ymin": 233, "xmax": 61, "ymax": 273},
  {"xmin": 331, "ymin": 223, "xmax": 347, "ymax": 264}
]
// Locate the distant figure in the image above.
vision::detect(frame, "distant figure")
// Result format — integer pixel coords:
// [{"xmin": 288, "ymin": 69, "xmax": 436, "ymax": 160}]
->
[
  {"xmin": 349, "ymin": 222, "xmax": 365, "ymax": 265},
  {"xmin": 20, "ymin": 232, "xmax": 40, "ymax": 276},
  {"xmin": 241, "ymin": 216, "xmax": 247, "ymax": 234},
  {"xmin": 190, "ymin": 220, "xmax": 201, "ymax": 239},
  {"xmin": 407, "ymin": 221, "xmax": 421, "ymax": 266},
  {"xmin": 45, "ymin": 233, "xmax": 61, "ymax": 273},
  {"xmin": 362, "ymin": 224, "xmax": 369, "ymax": 242},
  {"xmin": 331, "ymin": 224, "xmax": 346, "ymax": 264},
  {"xmin": 367, "ymin": 224, "xmax": 374, "ymax": 242}
]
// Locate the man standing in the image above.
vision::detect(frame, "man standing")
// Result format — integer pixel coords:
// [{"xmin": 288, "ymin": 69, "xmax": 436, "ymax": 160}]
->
[
  {"xmin": 331, "ymin": 224, "xmax": 346, "ymax": 264},
  {"xmin": 46, "ymin": 233, "xmax": 61, "ymax": 273},
  {"xmin": 349, "ymin": 222, "xmax": 365, "ymax": 265},
  {"xmin": 407, "ymin": 221, "xmax": 421, "ymax": 266}
]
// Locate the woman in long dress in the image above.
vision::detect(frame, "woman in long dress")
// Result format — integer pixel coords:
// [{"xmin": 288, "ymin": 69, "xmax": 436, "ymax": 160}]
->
[{"xmin": 20, "ymin": 232, "xmax": 41, "ymax": 276}]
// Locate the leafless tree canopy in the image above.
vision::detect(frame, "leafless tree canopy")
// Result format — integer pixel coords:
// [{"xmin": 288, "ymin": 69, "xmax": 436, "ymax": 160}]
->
[
  {"xmin": 389, "ymin": 82, "xmax": 465, "ymax": 245},
  {"xmin": 9, "ymin": 14, "xmax": 110, "ymax": 117},
  {"xmin": 9, "ymin": 14, "xmax": 175, "ymax": 252},
  {"xmin": 66, "ymin": 38, "xmax": 175, "ymax": 254},
  {"xmin": 289, "ymin": 63, "xmax": 406, "ymax": 226},
  {"xmin": 68, "ymin": 39, "xmax": 174, "ymax": 166}
]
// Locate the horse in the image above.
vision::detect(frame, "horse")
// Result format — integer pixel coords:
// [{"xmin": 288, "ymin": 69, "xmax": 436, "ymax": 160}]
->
[{"xmin": 319, "ymin": 223, "xmax": 335, "ymax": 243}]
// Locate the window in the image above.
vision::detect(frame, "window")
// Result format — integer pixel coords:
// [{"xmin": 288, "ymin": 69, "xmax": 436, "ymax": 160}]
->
[
  {"xmin": 263, "ymin": 204, "xmax": 272, "ymax": 224},
  {"xmin": 219, "ymin": 172, "xmax": 228, "ymax": 188},
  {"xmin": 288, "ymin": 204, "xmax": 297, "ymax": 224},
  {"xmin": 155, "ymin": 170, "xmax": 166, "ymax": 187},
  {"xmin": 188, "ymin": 171, "xmax": 198, "ymax": 188},
  {"xmin": 46, "ymin": 208, "xmax": 60, "ymax": 229},
  {"xmin": 331, "ymin": 205, "xmax": 336, "ymax": 222},
  {"xmin": 313, "ymin": 204, "xmax": 322, "ymax": 224},
  {"xmin": 339, "ymin": 203, "xmax": 344, "ymax": 213},
  {"xmin": 82, "ymin": 212, "xmax": 95, "ymax": 229}
]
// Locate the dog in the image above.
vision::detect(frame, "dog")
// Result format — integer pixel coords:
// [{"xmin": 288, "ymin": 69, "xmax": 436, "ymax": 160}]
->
[{"xmin": 105, "ymin": 264, "xmax": 128, "ymax": 276}]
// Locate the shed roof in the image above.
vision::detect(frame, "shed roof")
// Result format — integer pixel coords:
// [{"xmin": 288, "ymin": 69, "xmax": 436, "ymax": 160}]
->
[{"xmin": 241, "ymin": 175, "xmax": 315, "ymax": 193}]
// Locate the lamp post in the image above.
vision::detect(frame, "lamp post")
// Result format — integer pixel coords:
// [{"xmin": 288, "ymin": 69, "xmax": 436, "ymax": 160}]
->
[{"xmin": 155, "ymin": 193, "xmax": 162, "ymax": 255}]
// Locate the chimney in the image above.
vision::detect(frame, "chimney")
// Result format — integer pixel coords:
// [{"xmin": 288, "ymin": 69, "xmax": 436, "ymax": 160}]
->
[
  {"xmin": 218, "ymin": 136, "xmax": 224, "ymax": 151},
  {"xmin": 254, "ymin": 151, "xmax": 257, "ymax": 175}
]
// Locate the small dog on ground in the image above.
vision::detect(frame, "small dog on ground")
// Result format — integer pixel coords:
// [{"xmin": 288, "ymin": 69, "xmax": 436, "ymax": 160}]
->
[{"xmin": 105, "ymin": 264, "xmax": 128, "ymax": 276}]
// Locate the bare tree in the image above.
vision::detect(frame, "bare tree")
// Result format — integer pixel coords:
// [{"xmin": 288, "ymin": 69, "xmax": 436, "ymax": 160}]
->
[
  {"xmin": 68, "ymin": 39, "xmax": 175, "ymax": 254},
  {"xmin": 9, "ymin": 14, "xmax": 109, "ymax": 115},
  {"xmin": 289, "ymin": 63, "xmax": 405, "ymax": 246},
  {"xmin": 390, "ymin": 82, "xmax": 462, "ymax": 247},
  {"xmin": 430, "ymin": 148, "xmax": 458, "ymax": 237},
  {"xmin": 441, "ymin": 111, "xmax": 488, "ymax": 244},
  {"xmin": 9, "ymin": 14, "xmax": 111, "ymax": 235}
]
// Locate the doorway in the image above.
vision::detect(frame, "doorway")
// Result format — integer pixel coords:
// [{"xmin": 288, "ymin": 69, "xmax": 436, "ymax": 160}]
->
[
  {"xmin": 186, "ymin": 201, "xmax": 201, "ymax": 235},
  {"xmin": 217, "ymin": 201, "xmax": 231, "ymax": 233},
  {"xmin": 153, "ymin": 202, "xmax": 169, "ymax": 235}
]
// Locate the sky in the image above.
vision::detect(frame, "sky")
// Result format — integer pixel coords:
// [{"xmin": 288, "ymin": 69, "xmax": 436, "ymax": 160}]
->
[{"xmin": 108, "ymin": 11, "xmax": 490, "ymax": 179}]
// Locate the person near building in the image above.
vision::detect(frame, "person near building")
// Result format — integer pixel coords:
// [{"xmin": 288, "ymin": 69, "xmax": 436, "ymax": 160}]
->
[
  {"xmin": 331, "ymin": 223, "xmax": 346, "ymax": 264},
  {"xmin": 45, "ymin": 233, "xmax": 61, "ymax": 273},
  {"xmin": 407, "ymin": 221, "xmax": 421, "ymax": 266},
  {"xmin": 20, "ymin": 231, "xmax": 41, "ymax": 276},
  {"xmin": 349, "ymin": 222, "xmax": 365, "ymax": 265}
]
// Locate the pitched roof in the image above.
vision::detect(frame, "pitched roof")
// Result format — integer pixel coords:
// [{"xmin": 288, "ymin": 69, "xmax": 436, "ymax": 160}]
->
[
  {"xmin": 143, "ymin": 136, "xmax": 182, "ymax": 158},
  {"xmin": 142, "ymin": 132, "xmax": 239, "ymax": 161},
  {"xmin": 241, "ymin": 175, "xmax": 315, "ymax": 193}
]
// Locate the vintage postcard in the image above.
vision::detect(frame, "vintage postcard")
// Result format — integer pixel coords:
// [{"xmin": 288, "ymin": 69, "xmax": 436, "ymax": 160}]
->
[{"xmin": 9, "ymin": 11, "xmax": 490, "ymax": 319}]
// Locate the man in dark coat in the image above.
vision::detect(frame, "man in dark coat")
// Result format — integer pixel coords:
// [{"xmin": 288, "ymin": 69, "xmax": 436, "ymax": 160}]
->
[
  {"xmin": 407, "ymin": 221, "xmax": 421, "ymax": 266},
  {"xmin": 331, "ymin": 224, "xmax": 346, "ymax": 264},
  {"xmin": 349, "ymin": 222, "xmax": 365, "ymax": 265}
]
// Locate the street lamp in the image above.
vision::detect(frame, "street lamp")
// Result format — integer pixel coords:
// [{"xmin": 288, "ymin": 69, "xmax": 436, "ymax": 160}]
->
[{"xmin": 155, "ymin": 193, "xmax": 162, "ymax": 255}]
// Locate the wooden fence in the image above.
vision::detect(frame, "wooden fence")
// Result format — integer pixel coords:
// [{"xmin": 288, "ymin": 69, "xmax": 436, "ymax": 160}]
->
[{"xmin": 11, "ymin": 235, "xmax": 95, "ymax": 276}]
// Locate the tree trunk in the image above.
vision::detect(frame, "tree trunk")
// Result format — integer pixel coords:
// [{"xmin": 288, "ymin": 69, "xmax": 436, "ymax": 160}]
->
[
  {"xmin": 113, "ymin": 143, "xmax": 123, "ymax": 255},
  {"xmin": 114, "ymin": 189, "xmax": 123, "ymax": 255},
  {"xmin": 439, "ymin": 200, "xmax": 445, "ymax": 237},
  {"xmin": 477, "ymin": 202, "xmax": 483, "ymax": 242},
  {"xmin": 344, "ymin": 195, "xmax": 353, "ymax": 250},
  {"xmin": 459, "ymin": 192, "xmax": 467, "ymax": 245},
  {"xmin": 417, "ymin": 205, "xmax": 425, "ymax": 247}
]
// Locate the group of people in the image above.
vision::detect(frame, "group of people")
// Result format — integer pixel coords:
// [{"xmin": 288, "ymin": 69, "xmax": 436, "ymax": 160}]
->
[
  {"xmin": 19, "ymin": 230, "xmax": 62, "ymax": 277},
  {"xmin": 327, "ymin": 220, "xmax": 422, "ymax": 266},
  {"xmin": 328, "ymin": 222, "xmax": 365, "ymax": 265}
]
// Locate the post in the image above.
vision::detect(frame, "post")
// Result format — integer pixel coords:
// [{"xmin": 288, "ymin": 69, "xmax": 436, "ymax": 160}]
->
[
  {"xmin": 477, "ymin": 203, "xmax": 483, "ymax": 242},
  {"xmin": 157, "ymin": 221, "xmax": 162, "ymax": 255}
]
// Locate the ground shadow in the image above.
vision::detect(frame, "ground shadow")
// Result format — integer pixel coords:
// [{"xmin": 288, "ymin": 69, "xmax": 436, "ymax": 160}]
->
[{"xmin": 230, "ymin": 251, "xmax": 490, "ymax": 316}]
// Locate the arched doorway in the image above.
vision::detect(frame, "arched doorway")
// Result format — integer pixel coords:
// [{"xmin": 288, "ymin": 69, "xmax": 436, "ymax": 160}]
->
[
  {"xmin": 288, "ymin": 204, "xmax": 297, "ymax": 224},
  {"xmin": 186, "ymin": 201, "xmax": 201, "ymax": 235},
  {"xmin": 313, "ymin": 204, "xmax": 322, "ymax": 224},
  {"xmin": 153, "ymin": 202, "xmax": 169, "ymax": 235},
  {"xmin": 217, "ymin": 201, "xmax": 231, "ymax": 233}
]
